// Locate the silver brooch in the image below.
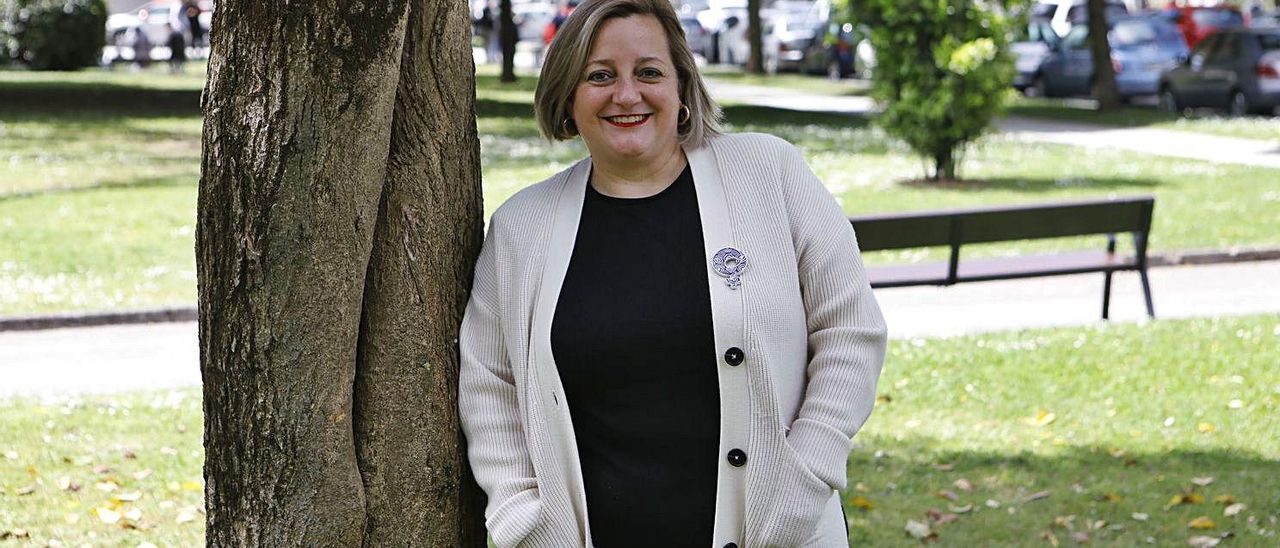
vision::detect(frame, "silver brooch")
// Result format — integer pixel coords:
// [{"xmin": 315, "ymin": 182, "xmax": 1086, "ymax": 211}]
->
[{"xmin": 712, "ymin": 247, "xmax": 748, "ymax": 289}]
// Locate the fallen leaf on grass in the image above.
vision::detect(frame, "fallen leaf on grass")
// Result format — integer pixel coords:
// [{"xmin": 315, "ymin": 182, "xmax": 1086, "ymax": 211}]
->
[
  {"xmin": 1197, "ymin": 422, "xmax": 1216, "ymax": 434},
  {"xmin": 181, "ymin": 481, "xmax": 203, "ymax": 491},
  {"xmin": 15, "ymin": 485, "xmax": 35, "ymax": 496},
  {"xmin": 3, "ymin": 451, "xmax": 18, "ymax": 460},
  {"xmin": 96, "ymin": 507, "xmax": 121, "ymax": 524},
  {"xmin": 1211, "ymin": 495, "xmax": 1235, "ymax": 505},
  {"xmin": 905, "ymin": 519, "xmax": 934, "ymax": 540},
  {"xmin": 1132, "ymin": 513, "xmax": 1149, "ymax": 521},
  {"xmin": 1023, "ymin": 410, "xmax": 1056, "ymax": 427},
  {"xmin": 1224, "ymin": 503, "xmax": 1246, "ymax": 517},
  {"xmin": 1099, "ymin": 493, "xmax": 1124, "ymax": 503},
  {"xmin": 95, "ymin": 480, "xmax": 119, "ymax": 492},
  {"xmin": 1042, "ymin": 530, "xmax": 1059, "ymax": 546},
  {"xmin": 1071, "ymin": 531, "xmax": 1089, "ymax": 544},
  {"xmin": 139, "ymin": 543, "xmax": 159, "ymax": 548},
  {"xmin": 937, "ymin": 490, "xmax": 959, "ymax": 501},
  {"xmin": 0, "ymin": 529, "xmax": 30, "ymax": 540},
  {"xmin": 1053, "ymin": 515, "xmax": 1076, "ymax": 529},
  {"xmin": 132, "ymin": 469, "xmax": 153, "ymax": 481},
  {"xmin": 1026, "ymin": 490, "xmax": 1052, "ymax": 502},
  {"xmin": 1187, "ymin": 536, "xmax": 1221, "ymax": 548},
  {"xmin": 1191, "ymin": 477, "xmax": 1215, "ymax": 487},
  {"xmin": 1166, "ymin": 493, "xmax": 1205, "ymax": 509},
  {"xmin": 55, "ymin": 476, "xmax": 81, "ymax": 492},
  {"xmin": 876, "ymin": 394, "xmax": 892, "ymax": 405},
  {"xmin": 176, "ymin": 508, "xmax": 198, "ymax": 524},
  {"xmin": 1188, "ymin": 516, "xmax": 1216, "ymax": 529},
  {"xmin": 954, "ymin": 479, "xmax": 973, "ymax": 491},
  {"xmin": 92, "ymin": 464, "xmax": 112, "ymax": 475},
  {"xmin": 854, "ymin": 482, "xmax": 868, "ymax": 492},
  {"xmin": 112, "ymin": 491, "xmax": 142, "ymax": 503},
  {"xmin": 849, "ymin": 496, "xmax": 874, "ymax": 510},
  {"xmin": 949, "ymin": 504, "xmax": 973, "ymax": 514},
  {"xmin": 986, "ymin": 499, "xmax": 1001, "ymax": 508}
]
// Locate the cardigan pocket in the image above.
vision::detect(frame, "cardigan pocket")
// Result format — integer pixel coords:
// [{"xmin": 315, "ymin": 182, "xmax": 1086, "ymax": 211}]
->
[
  {"xmin": 487, "ymin": 486, "xmax": 544, "ymax": 548},
  {"xmin": 756, "ymin": 437, "xmax": 836, "ymax": 547}
]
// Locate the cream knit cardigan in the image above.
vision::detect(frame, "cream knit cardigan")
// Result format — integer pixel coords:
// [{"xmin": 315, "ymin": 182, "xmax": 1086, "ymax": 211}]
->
[{"xmin": 459, "ymin": 133, "xmax": 887, "ymax": 548}]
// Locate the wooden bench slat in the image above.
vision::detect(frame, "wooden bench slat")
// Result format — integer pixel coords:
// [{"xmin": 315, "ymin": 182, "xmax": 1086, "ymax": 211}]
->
[{"xmin": 866, "ymin": 251, "xmax": 1139, "ymax": 288}]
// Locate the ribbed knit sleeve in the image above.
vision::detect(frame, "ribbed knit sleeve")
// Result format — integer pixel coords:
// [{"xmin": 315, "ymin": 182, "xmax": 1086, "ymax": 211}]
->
[
  {"xmin": 458, "ymin": 219, "xmax": 543, "ymax": 547},
  {"xmin": 779, "ymin": 140, "xmax": 888, "ymax": 493}
]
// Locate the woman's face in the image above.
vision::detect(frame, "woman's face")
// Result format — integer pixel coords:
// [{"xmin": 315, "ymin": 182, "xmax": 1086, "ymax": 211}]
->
[{"xmin": 572, "ymin": 15, "xmax": 682, "ymax": 168}]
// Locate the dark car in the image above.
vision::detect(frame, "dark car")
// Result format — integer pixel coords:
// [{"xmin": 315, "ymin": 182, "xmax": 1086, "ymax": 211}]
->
[
  {"xmin": 1031, "ymin": 15, "xmax": 1189, "ymax": 100},
  {"xmin": 798, "ymin": 21, "xmax": 865, "ymax": 79},
  {"xmin": 1012, "ymin": 18, "xmax": 1060, "ymax": 92},
  {"xmin": 1158, "ymin": 28, "xmax": 1280, "ymax": 116}
]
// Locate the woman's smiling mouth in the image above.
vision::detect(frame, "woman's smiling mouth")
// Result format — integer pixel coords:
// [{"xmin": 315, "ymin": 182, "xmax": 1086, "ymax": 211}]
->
[{"xmin": 603, "ymin": 114, "xmax": 651, "ymax": 127}]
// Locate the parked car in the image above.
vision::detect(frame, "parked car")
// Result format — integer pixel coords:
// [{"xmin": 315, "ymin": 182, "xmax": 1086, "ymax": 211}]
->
[
  {"xmin": 1030, "ymin": 15, "xmax": 1188, "ymax": 100},
  {"xmin": 1158, "ymin": 28, "xmax": 1280, "ymax": 116},
  {"xmin": 769, "ymin": 15, "xmax": 819, "ymax": 72},
  {"xmin": 797, "ymin": 21, "xmax": 863, "ymax": 79},
  {"xmin": 1159, "ymin": 6, "xmax": 1245, "ymax": 49},
  {"xmin": 1252, "ymin": 11, "xmax": 1280, "ymax": 28},
  {"xmin": 680, "ymin": 16, "xmax": 712, "ymax": 60},
  {"xmin": 1033, "ymin": 0, "xmax": 1129, "ymax": 38},
  {"xmin": 1012, "ymin": 18, "xmax": 1060, "ymax": 93},
  {"xmin": 105, "ymin": 1, "xmax": 212, "ymax": 61}
]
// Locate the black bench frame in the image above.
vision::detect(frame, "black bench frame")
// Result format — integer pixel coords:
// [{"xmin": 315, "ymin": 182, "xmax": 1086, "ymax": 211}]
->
[{"xmin": 850, "ymin": 196, "xmax": 1155, "ymax": 320}]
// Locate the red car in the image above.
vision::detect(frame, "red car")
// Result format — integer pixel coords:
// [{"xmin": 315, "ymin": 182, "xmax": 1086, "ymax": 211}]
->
[{"xmin": 1162, "ymin": 5, "xmax": 1246, "ymax": 48}]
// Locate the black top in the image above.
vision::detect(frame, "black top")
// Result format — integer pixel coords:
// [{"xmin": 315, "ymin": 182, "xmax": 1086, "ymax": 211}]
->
[{"xmin": 551, "ymin": 165, "xmax": 720, "ymax": 547}]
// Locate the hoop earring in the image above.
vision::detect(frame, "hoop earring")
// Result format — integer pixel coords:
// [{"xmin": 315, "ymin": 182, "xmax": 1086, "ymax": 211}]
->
[
  {"xmin": 678, "ymin": 104, "xmax": 691, "ymax": 126},
  {"xmin": 561, "ymin": 117, "xmax": 577, "ymax": 136}
]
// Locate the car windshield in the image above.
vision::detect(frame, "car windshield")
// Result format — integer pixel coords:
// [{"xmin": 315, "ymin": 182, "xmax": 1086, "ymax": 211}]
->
[
  {"xmin": 1111, "ymin": 20, "xmax": 1182, "ymax": 48},
  {"xmin": 1259, "ymin": 32, "xmax": 1280, "ymax": 51},
  {"xmin": 1192, "ymin": 9, "xmax": 1243, "ymax": 27}
]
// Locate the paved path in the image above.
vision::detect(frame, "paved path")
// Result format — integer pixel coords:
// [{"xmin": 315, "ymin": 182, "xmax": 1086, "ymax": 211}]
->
[
  {"xmin": 3, "ymin": 261, "xmax": 1277, "ymax": 396},
  {"xmin": 704, "ymin": 79, "xmax": 1280, "ymax": 168}
]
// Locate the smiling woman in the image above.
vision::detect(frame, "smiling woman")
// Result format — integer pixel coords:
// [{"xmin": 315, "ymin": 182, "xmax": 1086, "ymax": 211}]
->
[{"xmin": 458, "ymin": 0, "xmax": 888, "ymax": 547}]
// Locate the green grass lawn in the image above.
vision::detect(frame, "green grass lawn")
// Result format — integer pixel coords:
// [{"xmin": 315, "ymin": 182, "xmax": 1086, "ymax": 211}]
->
[
  {"xmin": 1, "ymin": 65, "xmax": 1278, "ymax": 315},
  {"xmin": 1, "ymin": 314, "xmax": 1275, "ymax": 545}
]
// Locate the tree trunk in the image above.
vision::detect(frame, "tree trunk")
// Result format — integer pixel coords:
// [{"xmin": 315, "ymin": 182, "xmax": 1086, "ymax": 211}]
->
[
  {"xmin": 1086, "ymin": 0, "xmax": 1122, "ymax": 110},
  {"xmin": 499, "ymin": 0, "xmax": 517, "ymax": 82},
  {"xmin": 197, "ymin": 0, "xmax": 486, "ymax": 545},
  {"xmin": 932, "ymin": 145, "xmax": 956, "ymax": 181},
  {"xmin": 747, "ymin": 0, "xmax": 764, "ymax": 74}
]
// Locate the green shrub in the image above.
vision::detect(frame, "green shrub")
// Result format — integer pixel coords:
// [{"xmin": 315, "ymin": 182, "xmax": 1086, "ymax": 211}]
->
[
  {"xmin": 841, "ymin": 0, "xmax": 1019, "ymax": 180},
  {"xmin": 0, "ymin": 0, "xmax": 107, "ymax": 70}
]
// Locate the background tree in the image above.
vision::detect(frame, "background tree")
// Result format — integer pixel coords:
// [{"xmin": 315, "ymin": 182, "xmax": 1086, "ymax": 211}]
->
[
  {"xmin": 747, "ymin": 0, "xmax": 764, "ymax": 73},
  {"xmin": 197, "ymin": 0, "xmax": 486, "ymax": 545},
  {"xmin": 0, "ymin": 0, "xmax": 106, "ymax": 70},
  {"xmin": 1087, "ymin": 0, "xmax": 1121, "ymax": 110},
  {"xmin": 844, "ymin": 0, "xmax": 1017, "ymax": 181},
  {"xmin": 500, "ymin": 0, "xmax": 517, "ymax": 82}
]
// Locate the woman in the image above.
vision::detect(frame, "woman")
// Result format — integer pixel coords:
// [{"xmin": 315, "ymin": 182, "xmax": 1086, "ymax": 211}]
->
[{"xmin": 458, "ymin": 0, "xmax": 887, "ymax": 546}]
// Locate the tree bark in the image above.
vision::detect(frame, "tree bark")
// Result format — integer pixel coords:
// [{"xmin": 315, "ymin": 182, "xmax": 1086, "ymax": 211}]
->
[
  {"xmin": 197, "ymin": 0, "xmax": 486, "ymax": 545},
  {"xmin": 1086, "ymin": 0, "xmax": 1122, "ymax": 110},
  {"xmin": 747, "ymin": 0, "xmax": 764, "ymax": 74},
  {"xmin": 499, "ymin": 0, "xmax": 517, "ymax": 82}
]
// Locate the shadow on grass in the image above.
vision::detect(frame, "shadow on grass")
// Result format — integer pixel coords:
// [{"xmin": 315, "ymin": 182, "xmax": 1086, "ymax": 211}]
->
[
  {"xmin": 843, "ymin": 437, "xmax": 1280, "ymax": 545},
  {"xmin": 1005, "ymin": 99, "xmax": 1179, "ymax": 129},
  {"xmin": 721, "ymin": 103, "xmax": 871, "ymax": 130},
  {"xmin": 0, "ymin": 175, "xmax": 195, "ymax": 201},
  {"xmin": 896, "ymin": 175, "xmax": 1163, "ymax": 194},
  {"xmin": 0, "ymin": 83, "xmax": 201, "ymax": 117}
]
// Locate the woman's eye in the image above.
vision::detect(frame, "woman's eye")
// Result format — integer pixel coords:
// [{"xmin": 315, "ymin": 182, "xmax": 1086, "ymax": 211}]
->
[
  {"xmin": 587, "ymin": 71, "xmax": 613, "ymax": 83},
  {"xmin": 638, "ymin": 68, "xmax": 663, "ymax": 79}
]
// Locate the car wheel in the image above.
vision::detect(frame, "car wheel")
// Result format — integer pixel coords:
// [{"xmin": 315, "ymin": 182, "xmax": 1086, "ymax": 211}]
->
[
  {"xmin": 1157, "ymin": 87, "xmax": 1181, "ymax": 115},
  {"xmin": 827, "ymin": 59, "xmax": 842, "ymax": 80},
  {"xmin": 1026, "ymin": 75, "xmax": 1046, "ymax": 98},
  {"xmin": 1228, "ymin": 90, "xmax": 1250, "ymax": 117}
]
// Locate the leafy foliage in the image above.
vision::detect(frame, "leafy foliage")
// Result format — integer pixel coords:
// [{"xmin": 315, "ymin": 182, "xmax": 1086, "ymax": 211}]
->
[
  {"xmin": 840, "ymin": 0, "xmax": 1019, "ymax": 180},
  {"xmin": 0, "ymin": 0, "xmax": 107, "ymax": 70}
]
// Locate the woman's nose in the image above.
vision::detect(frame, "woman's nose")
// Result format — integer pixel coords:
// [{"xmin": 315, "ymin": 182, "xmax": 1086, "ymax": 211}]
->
[{"xmin": 612, "ymin": 76, "xmax": 641, "ymax": 106}]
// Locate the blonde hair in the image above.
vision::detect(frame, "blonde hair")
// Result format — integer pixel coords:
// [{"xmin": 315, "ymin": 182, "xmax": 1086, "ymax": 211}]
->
[{"xmin": 533, "ymin": 0, "xmax": 722, "ymax": 148}]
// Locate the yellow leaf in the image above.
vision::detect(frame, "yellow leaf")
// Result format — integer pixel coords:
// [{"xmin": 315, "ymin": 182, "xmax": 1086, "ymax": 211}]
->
[
  {"xmin": 1099, "ymin": 493, "xmax": 1124, "ymax": 503},
  {"xmin": 1212, "ymin": 495, "xmax": 1235, "ymax": 504},
  {"xmin": 1187, "ymin": 516, "xmax": 1216, "ymax": 529},
  {"xmin": 1197, "ymin": 422, "xmax": 1215, "ymax": 434},
  {"xmin": 1186, "ymin": 494, "xmax": 1205, "ymax": 504},
  {"xmin": 95, "ymin": 507, "xmax": 121, "ymax": 525},
  {"xmin": 26, "ymin": 464, "xmax": 37, "ymax": 476},
  {"xmin": 850, "ymin": 496, "xmax": 875, "ymax": 510},
  {"xmin": 1022, "ymin": 410, "xmax": 1056, "ymax": 427},
  {"xmin": 181, "ymin": 481, "xmax": 203, "ymax": 492}
]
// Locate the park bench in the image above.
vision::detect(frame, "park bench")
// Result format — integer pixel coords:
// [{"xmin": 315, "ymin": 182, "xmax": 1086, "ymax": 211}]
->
[{"xmin": 849, "ymin": 196, "xmax": 1155, "ymax": 320}]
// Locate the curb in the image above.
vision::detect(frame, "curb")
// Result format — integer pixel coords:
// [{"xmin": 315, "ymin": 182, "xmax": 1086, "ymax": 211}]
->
[{"xmin": 2, "ymin": 247, "xmax": 1278, "ymax": 333}]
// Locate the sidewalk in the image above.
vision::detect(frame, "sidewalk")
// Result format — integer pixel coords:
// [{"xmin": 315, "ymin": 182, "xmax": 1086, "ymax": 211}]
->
[
  {"xmin": 703, "ymin": 79, "xmax": 1280, "ymax": 168},
  {"xmin": 3, "ymin": 260, "xmax": 1277, "ymax": 396}
]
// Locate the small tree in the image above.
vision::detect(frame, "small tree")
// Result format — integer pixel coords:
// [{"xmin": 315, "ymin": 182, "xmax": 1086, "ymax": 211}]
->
[{"xmin": 844, "ymin": 0, "xmax": 1016, "ymax": 181}]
